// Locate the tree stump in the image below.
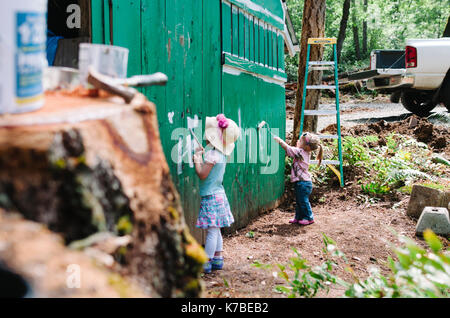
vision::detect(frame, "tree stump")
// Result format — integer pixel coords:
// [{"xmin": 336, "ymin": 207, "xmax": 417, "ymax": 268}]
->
[{"xmin": 0, "ymin": 92, "xmax": 207, "ymax": 297}]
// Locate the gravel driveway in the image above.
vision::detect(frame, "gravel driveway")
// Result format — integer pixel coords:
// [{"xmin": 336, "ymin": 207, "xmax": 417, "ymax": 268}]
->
[{"xmin": 286, "ymin": 101, "xmax": 449, "ymax": 134}]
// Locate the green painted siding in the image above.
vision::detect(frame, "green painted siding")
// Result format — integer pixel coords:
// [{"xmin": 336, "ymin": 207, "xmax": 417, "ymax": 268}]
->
[
  {"xmin": 222, "ymin": 2, "xmax": 232, "ymax": 54},
  {"xmin": 222, "ymin": 70, "xmax": 286, "ymax": 230},
  {"xmin": 249, "ymin": 15, "xmax": 254, "ymax": 62},
  {"xmin": 227, "ymin": 0, "xmax": 285, "ymax": 30},
  {"xmin": 91, "ymin": 0, "xmax": 286, "ymax": 242},
  {"xmin": 232, "ymin": 5, "xmax": 239, "ymax": 56}
]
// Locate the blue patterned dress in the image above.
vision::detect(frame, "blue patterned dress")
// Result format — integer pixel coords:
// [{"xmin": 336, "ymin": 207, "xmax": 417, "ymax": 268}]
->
[{"xmin": 196, "ymin": 149, "xmax": 234, "ymax": 229}]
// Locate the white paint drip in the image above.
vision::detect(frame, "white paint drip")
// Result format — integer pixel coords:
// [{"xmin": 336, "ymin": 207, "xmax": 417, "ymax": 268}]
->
[
  {"xmin": 168, "ymin": 112, "xmax": 175, "ymax": 124},
  {"xmin": 187, "ymin": 114, "xmax": 199, "ymax": 130},
  {"xmin": 238, "ymin": 108, "xmax": 242, "ymax": 138},
  {"xmin": 177, "ymin": 136, "xmax": 183, "ymax": 175},
  {"xmin": 186, "ymin": 135, "xmax": 194, "ymax": 168}
]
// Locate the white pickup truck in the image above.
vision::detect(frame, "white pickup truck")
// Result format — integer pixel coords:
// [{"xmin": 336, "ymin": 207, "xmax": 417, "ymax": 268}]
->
[{"xmin": 349, "ymin": 38, "xmax": 450, "ymax": 116}]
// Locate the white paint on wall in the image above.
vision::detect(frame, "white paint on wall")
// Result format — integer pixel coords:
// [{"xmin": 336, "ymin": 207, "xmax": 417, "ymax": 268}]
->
[
  {"xmin": 177, "ymin": 136, "xmax": 183, "ymax": 175},
  {"xmin": 187, "ymin": 114, "xmax": 199, "ymax": 130},
  {"xmin": 238, "ymin": 108, "xmax": 242, "ymax": 139},
  {"xmin": 168, "ymin": 112, "xmax": 175, "ymax": 124},
  {"xmin": 223, "ymin": 65, "xmax": 286, "ymax": 87},
  {"xmin": 186, "ymin": 135, "xmax": 194, "ymax": 168}
]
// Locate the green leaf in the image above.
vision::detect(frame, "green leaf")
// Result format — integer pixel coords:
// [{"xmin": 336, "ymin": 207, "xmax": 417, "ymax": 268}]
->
[{"xmin": 423, "ymin": 229, "xmax": 442, "ymax": 253}]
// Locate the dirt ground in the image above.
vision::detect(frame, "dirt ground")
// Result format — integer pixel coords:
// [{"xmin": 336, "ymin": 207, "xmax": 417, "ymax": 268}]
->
[
  {"xmin": 203, "ymin": 99, "xmax": 449, "ymax": 298},
  {"xmin": 202, "ymin": 193, "xmax": 418, "ymax": 298}
]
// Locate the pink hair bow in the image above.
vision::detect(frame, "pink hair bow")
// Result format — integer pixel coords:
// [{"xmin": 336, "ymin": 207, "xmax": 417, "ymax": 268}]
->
[{"xmin": 216, "ymin": 114, "xmax": 229, "ymax": 144}]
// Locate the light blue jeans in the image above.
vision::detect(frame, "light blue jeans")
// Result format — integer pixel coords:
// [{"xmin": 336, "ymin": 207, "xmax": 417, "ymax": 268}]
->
[{"xmin": 295, "ymin": 181, "xmax": 314, "ymax": 221}]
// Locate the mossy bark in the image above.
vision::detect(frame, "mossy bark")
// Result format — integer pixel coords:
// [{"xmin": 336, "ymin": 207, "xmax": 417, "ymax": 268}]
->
[{"xmin": 0, "ymin": 93, "xmax": 206, "ymax": 297}]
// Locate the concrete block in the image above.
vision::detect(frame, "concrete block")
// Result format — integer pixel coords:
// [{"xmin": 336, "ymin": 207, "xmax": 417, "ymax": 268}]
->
[
  {"xmin": 407, "ymin": 185, "xmax": 450, "ymax": 219},
  {"xmin": 416, "ymin": 207, "xmax": 450, "ymax": 236}
]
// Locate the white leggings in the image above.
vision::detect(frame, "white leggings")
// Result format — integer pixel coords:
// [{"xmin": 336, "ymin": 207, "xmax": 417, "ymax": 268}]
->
[{"xmin": 204, "ymin": 227, "xmax": 223, "ymax": 260}]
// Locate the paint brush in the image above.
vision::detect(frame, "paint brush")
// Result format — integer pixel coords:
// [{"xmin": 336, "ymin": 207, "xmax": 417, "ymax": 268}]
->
[
  {"xmin": 189, "ymin": 127, "xmax": 204, "ymax": 152},
  {"xmin": 87, "ymin": 67, "xmax": 138, "ymax": 103},
  {"xmin": 257, "ymin": 121, "xmax": 277, "ymax": 137}
]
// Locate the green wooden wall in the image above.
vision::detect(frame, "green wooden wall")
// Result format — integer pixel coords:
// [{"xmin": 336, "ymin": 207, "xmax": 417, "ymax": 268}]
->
[{"xmin": 91, "ymin": 0, "xmax": 286, "ymax": 242}]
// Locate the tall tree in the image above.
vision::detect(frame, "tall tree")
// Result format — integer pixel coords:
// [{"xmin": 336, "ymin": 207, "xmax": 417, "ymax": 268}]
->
[
  {"xmin": 443, "ymin": 15, "xmax": 450, "ymax": 37},
  {"xmin": 362, "ymin": 0, "xmax": 368, "ymax": 55},
  {"xmin": 351, "ymin": 0, "xmax": 361, "ymax": 60},
  {"xmin": 336, "ymin": 0, "xmax": 351, "ymax": 62},
  {"xmin": 292, "ymin": 0, "xmax": 326, "ymax": 145}
]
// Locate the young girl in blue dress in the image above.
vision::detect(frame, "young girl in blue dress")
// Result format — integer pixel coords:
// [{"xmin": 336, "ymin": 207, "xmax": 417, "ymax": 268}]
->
[{"xmin": 193, "ymin": 114, "xmax": 240, "ymax": 273}]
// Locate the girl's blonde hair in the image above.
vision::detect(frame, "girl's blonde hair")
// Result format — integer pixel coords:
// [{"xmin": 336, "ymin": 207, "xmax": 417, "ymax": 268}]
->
[{"xmin": 307, "ymin": 134, "xmax": 323, "ymax": 167}]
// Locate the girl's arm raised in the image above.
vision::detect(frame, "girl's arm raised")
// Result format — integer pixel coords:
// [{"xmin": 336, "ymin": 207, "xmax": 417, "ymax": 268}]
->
[
  {"xmin": 193, "ymin": 148, "xmax": 214, "ymax": 180},
  {"xmin": 273, "ymin": 136, "xmax": 289, "ymax": 151},
  {"xmin": 274, "ymin": 136, "xmax": 303, "ymax": 159}
]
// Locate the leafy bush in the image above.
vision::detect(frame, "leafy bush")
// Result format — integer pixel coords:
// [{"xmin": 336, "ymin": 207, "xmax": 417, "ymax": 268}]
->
[
  {"xmin": 325, "ymin": 134, "xmax": 445, "ymax": 196},
  {"xmin": 254, "ymin": 231, "xmax": 450, "ymax": 298},
  {"xmin": 345, "ymin": 230, "xmax": 450, "ymax": 298},
  {"xmin": 253, "ymin": 234, "xmax": 347, "ymax": 298}
]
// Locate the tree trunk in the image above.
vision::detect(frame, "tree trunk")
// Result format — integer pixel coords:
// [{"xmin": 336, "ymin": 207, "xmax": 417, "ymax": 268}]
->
[
  {"xmin": 336, "ymin": 0, "xmax": 351, "ymax": 63},
  {"xmin": 443, "ymin": 15, "xmax": 450, "ymax": 37},
  {"xmin": 351, "ymin": 0, "xmax": 361, "ymax": 60},
  {"xmin": 292, "ymin": 0, "xmax": 327, "ymax": 145},
  {"xmin": 0, "ymin": 92, "xmax": 206, "ymax": 298},
  {"xmin": 362, "ymin": 0, "xmax": 368, "ymax": 55}
]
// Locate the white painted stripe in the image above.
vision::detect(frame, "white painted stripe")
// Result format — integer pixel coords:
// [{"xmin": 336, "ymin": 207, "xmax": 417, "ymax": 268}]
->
[
  {"xmin": 222, "ymin": 65, "xmax": 286, "ymax": 86},
  {"xmin": 230, "ymin": 0, "xmax": 285, "ymax": 26},
  {"xmin": 223, "ymin": 0, "xmax": 284, "ymax": 31}
]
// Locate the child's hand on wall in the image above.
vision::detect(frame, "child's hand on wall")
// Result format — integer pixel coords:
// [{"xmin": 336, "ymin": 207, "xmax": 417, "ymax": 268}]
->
[{"xmin": 193, "ymin": 147, "xmax": 204, "ymax": 163}]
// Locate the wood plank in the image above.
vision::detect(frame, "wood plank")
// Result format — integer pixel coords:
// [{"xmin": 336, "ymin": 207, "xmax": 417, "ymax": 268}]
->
[
  {"xmin": 103, "ymin": 0, "xmax": 111, "ymax": 45},
  {"xmin": 268, "ymin": 27, "xmax": 273, "ymax": 68},
  {"xmin": 244, "ymin": 13, "xmax": 249, "ymax": 60},
  {"xmin": 278, "ymin": 32, "xmax": 285, "ymax": 71},
  {"xmin": 91, "ymin": 0, "xmax": 104, "ymax": 43},
  {"xmin": 273, "ymin": 29, "xmax": 278, "ymax": 70},
  {"xmin": 141, "ymin": 0, "xmax": 167, "ymax": 138},
  {"xmin": 231, "ymin": 5, "xmax": 239, "ymax": 56},
  {"xmin": 259, "ymin": 21, "xmax": 264, "ymax": 65},
  {"xmin": 238, "ymin": 9, "xmax": 244, "ymax": 58},
  {"xmin": 222, "ymin": 1, "xmax": 232, "ymax": 54},
  {"xmin": 249, "ymin": 15, "xmax": 254, "ymax": 62},
  {"xmin": 226, "ymin": 0, "xmax": 285, "ymax": 31},
  {"xmin": 111, "ymin": 0, "xmax": 142, "ymax": 76},
  {"xmin": 80, "ymin": 0, "xmax": 92, "ymax": 39}
]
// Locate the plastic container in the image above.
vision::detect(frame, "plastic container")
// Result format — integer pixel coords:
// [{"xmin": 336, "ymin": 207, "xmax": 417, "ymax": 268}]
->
[
  {"xmin": 0, "ymin": 0, "xmax": 48, "ymax": 114},
  {"xmin": 78, "ymin": 43, "xmax": 129, "ymax": 87}
]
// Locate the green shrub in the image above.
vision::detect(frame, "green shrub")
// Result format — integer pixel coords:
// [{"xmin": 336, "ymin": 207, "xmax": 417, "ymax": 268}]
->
[
  {"xmin": 255, "ymin": 231, "xmax": 450, "ymax": 298},
  {"xmin": 345, "ymin": 230, "xmax": 450, "ymax": 298}
]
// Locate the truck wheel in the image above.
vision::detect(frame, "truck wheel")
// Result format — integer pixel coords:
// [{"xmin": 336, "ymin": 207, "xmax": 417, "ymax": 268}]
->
[
  {"xmin": 401, "ymin": 91, "xmax": 437, "ymax": 117},
  {"xmin": 390, "ymin": 91, "xmax": 402, "ymax": 103},
  {"xmin": 440, "ymin": 80, "xmax": 450, "ymax": 111}
]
